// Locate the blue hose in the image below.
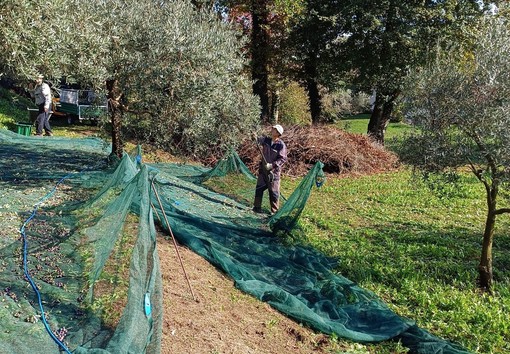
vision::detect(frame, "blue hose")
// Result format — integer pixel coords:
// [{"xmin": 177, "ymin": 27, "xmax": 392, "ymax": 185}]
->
[{"xmin": 19, "ymin": 172, "xmax": 76, "ymax": 354}]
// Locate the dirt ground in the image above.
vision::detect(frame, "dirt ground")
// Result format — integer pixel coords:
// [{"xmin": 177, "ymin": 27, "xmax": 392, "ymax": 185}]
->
[{"xmin": 157, "ymin": 235, "xmax": 353, "ymax": 354}]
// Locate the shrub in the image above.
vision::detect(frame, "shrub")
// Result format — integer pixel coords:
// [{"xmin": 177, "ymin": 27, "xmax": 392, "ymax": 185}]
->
[
  {"xmin": 278, "ymin": 81, "xmax": 311, "ymax": 126},
  {"xmin": 351, "ymin": 91, "xmax": 371, "ymax": 114},
  {"xmin": 321, "ymin": 88, "xmax": 351, "ymax": 122},
  {"xmin": 321, "ymin": 88, "xmax": 372, "ymax": 123}
]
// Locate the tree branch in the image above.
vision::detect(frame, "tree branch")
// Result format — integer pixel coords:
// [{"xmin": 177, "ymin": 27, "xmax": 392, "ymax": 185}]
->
[
  {"xmin": 467, "ymin": 158, "xmax": 482, "ymax": 182},
  {"xmin": 494, "ymin": 208, "xmax": 510, "ymax": 215}
]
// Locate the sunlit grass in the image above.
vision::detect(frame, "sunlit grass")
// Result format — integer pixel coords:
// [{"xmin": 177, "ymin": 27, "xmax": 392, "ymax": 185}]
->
[
  {"xmin": 336, "ymin": 114, "xmax": 415, "ymax": 151},
  {"xmin": 0, "ymin": 87, "xmax": 35, "ymax": 130},
  {"xmin": 204, "ymin": 160, "xmax": 510, "ymax": 352}
]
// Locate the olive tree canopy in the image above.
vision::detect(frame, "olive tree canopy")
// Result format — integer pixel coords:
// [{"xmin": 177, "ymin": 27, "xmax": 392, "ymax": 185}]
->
[{"xmin": 0, "ymin": 0, "xmax": 260, "ymax": 159}]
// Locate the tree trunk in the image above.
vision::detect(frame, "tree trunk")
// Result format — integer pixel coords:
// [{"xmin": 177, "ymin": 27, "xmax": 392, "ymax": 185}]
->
[
  {"xmin": 478, "ymin": 188, "xmax": 497, "ymax": 291},
  {"xmin": 251, "ymin": 0, "xmax": 270, "ymax": 123},
  {"xmin": 368, "ymin": 96, "xmax": 383, "ymax": 142},
  {"xmin": 270, "ymin": 89, "xmax": 280, "ymax": 123},
  {"xmin": 106, "ymin": 79, "xmax": 124, "ymax": 158},
  {"xmin": 306, "ymin": 77, "xmax": 321, "ymax": 124},
  {"xmin": 367, "ymin": 3, "xmax": 400, "ymax": 144},
  {"xmin": 304, "ymin": 60, "xmax": 321, "ymax": 123},
  {"xmin": 367, "ymin": 90, "xmax": 399, "ymax": 144}
]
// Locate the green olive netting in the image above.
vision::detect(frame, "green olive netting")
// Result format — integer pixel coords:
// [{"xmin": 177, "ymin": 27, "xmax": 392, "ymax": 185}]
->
[{"xmin": 0, "ymin": 128, "xmax": 469, "ymax": 353}]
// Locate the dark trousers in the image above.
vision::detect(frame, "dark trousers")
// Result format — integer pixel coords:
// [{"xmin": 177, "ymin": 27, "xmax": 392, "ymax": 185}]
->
[
  {"xmin": 35, "ymin": 104, "xmax": 52, "ymax": 135},
  {"xmin": 253, "ymin": 172, "xmax": 281, "ymax": 213}
]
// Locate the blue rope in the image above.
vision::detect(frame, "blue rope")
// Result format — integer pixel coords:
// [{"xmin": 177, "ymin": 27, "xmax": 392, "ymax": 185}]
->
[{"xmin": 19, "ymin": 172, "xmax": 76, "ymax": 354}]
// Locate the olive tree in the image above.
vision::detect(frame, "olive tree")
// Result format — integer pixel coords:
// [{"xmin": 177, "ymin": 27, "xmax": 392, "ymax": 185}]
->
[
  {"xmin": 402, "ymin": 15, "xmax": 510, "ymax": 291},
  {"xmin": 0, "ymin": 0, "xmax": 259, "ymax": 159},
  {"xmin": 119, "ymin": 2, "xmax": 260, "ymax": 159}
]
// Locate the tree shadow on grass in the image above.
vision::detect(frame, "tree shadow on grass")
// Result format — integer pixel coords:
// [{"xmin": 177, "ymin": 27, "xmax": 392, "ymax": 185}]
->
[{"xmin": 331, "ymin": 220, "xmax": 510, "ymax": 289}]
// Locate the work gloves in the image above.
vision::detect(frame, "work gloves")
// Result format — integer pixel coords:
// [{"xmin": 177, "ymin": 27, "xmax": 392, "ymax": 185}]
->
[{"xmin": 265, "ymin": 163, "xmax": 273, "ymax": 171}]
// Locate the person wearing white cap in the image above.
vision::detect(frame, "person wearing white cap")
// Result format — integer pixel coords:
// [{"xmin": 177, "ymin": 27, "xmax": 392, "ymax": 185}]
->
[
  {"xmin": 252, "ymin": 124, "xmax": 287, "ymax": 214},
  {"xmin": 33, "ymin": 74, "xmax": 53, "ymax": 136}
]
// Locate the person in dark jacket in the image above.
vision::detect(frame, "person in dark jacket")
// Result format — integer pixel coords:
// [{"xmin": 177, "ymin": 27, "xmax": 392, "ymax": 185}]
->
[{"xmin": 253, "ymin": 124, "xmax": 287, "ymax": 214}]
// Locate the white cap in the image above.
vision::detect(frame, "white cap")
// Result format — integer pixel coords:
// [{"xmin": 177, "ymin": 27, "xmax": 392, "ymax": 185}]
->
[
  {"xmin": 272, "ymin": 124, "xmax": 284, "ymax": 135},
  {"xmin": 36, "ymin": 74, "xmax": 44, "ymax": 79}
]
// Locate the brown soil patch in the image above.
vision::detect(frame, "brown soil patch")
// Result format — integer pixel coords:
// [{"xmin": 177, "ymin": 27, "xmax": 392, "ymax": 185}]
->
[{"xmin": 158, "ymin": 235, "xmax": 346, "ymax": 354}]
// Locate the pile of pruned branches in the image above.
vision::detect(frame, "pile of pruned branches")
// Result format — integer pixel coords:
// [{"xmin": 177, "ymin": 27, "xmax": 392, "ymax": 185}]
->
[{"xmin": 238, "ymin": 125, "xmax": 400, "ymax": 177}]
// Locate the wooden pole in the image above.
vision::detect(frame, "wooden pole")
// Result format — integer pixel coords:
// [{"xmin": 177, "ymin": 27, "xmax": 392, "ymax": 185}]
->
[{"xmin": 151, "ymin": 179, "xmax": 197, "ymax": 301}]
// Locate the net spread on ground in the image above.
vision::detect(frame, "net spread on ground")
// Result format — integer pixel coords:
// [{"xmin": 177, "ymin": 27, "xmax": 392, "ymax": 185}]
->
[{"xmin": 0, "ymin": 129, "xmax": 470, "ymax": 353}]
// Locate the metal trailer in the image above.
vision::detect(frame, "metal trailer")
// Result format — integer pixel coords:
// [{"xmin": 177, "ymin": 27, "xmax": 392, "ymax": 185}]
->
[{"xmin": 57, "ymin": 88, "xmax": 108, "ymax": 124}]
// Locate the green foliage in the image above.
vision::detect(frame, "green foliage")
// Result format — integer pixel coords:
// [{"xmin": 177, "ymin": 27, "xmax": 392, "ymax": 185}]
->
[
  {"xmin": 0, "ymin": 0, "xmax": 69, "ymax": 81},
  {"xmin": 400, "ymin": 14, "xmax": 510, "ymax": 289},
  {"xmin": 390, "ymin": 100, "xmax": 405, "ymax": 123},
  {"xmin": 273, "ymin": 0, "xmax": 306, "ymax": 18},
  {"xmin": 321, "ymin": 89, "xmax": 351, "ymax": 122},
  {"xmin": 402, "ymin": 15, "xmax": 510, "ymax": 176},
  {"xmin": 401, "ymin": 17, "xmax": 510, "ymax": 214},
  {"xmin": 321, "ymin": 88, "xmax": 371, "ymax": 123},
  {"xmin": 121, "ymin": 2, "xmax": 260, "ymax": 159},
  {"xmin": 0, "ymin": 0, "xmax": 260, "ymax": 160},
  {"xmin": 337, "ymin": 0, "xmax": 484, "ymax": 93},
  {"xmin": 278, "ymin": 81, "xmax": 311, "ymax": 125},
  {"xmin": 285, "ymin": 0, "xmax": 347, "ymax": 96},
  {"xmin": 351, "ymin": 90, "xmax": 371, "ymax": 114},
  {"xmin": 288, "ymin": 0, "xmax": 485, "ymax": 133},
  {"xmin": 0, "ymin": 87, "xmax": 35, "ymax": 129}
]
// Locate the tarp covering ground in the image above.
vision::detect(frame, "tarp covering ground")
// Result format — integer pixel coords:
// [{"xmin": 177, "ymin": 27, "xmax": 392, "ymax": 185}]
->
[{"xmin": 0, "ymin": 128, "xmax": 470, "ymax": 353}]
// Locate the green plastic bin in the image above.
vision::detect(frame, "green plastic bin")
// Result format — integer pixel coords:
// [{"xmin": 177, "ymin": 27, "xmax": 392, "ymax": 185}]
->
[{"xmin": 16, "ymin": 123, "xmax": 33, "ymax": 136}]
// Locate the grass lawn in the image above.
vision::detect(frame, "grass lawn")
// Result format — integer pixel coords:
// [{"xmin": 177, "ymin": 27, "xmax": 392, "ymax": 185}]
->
[
  {"xmin": 304, "ymin": 113, "xmax": 510, "ymax": 352},
  {"xmin": 205, "ymin": 113, "xmax": 510, "ymax": 352},
  {"xmin": 337, "ymin": 113, "xmax": 414, "ymax": 151}
]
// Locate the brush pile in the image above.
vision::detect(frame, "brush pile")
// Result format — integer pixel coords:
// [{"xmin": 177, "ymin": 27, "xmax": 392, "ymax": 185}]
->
[{"xmin": 238, "ymin": 125, "xmax": 399, "ymax": 177}]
